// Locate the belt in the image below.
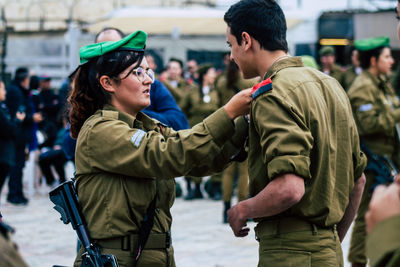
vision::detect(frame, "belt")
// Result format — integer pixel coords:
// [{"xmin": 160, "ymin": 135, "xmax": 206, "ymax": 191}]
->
[
  {"xmin": 255, "ymin": 217, "xmax": 336, "ymax": 238},
  {"xmin": 94, "ymin": 232, "xmax": 171, "ymax": 252}
]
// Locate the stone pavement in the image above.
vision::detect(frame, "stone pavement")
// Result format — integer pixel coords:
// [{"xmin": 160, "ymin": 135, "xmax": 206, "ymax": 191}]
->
[{"xmin": 1, "ymin": 178, "xmax": 353, "ymax": 267}]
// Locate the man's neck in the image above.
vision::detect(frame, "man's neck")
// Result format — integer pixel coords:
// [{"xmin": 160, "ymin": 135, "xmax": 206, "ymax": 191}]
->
[{"xmin": 256, "ymin": 50, "xmax": 289, "ymax": 78}]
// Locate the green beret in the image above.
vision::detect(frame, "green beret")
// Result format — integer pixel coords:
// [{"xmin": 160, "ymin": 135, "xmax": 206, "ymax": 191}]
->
[
  {"xmin": 319, "ymin": 46, "xmax": 335, "ymax": 57},
  {"xmin": 354, "ymin": 36, "xmax": 390, "ymax": 51},
  {"xmin": 79, "ymin": 30, "xmax": 147, "ymax": 64}
]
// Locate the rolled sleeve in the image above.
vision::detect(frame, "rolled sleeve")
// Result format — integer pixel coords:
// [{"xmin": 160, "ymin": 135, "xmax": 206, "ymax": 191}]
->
[{"xmin": 253, "ymin": 94, "xmax": 313, "ymax": 181}]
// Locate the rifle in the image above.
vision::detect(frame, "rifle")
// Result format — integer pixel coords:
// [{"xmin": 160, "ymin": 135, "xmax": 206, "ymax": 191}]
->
[
  {"xmin": 360, "ymin": 141, "xmax": 398, "ymax": 192},
  {"xmin": 49, "ymin": 180, "xmax": 119, "ymax": 267}
]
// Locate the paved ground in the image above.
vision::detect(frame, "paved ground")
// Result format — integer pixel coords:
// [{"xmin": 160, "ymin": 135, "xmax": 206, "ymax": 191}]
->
[{"xmin": 1, "ymin": 175, "xmax": 353, "ymax": 267}]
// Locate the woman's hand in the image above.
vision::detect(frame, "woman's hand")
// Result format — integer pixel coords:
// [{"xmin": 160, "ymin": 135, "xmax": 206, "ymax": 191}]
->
[{"xmin": 224, "ymin": 88, "xmax": 252, "ymax": 120}]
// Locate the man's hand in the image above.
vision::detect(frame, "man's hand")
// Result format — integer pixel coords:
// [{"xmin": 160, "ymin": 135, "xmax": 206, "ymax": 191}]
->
[
  {"xmin": 365, "ymin": 179, "xmax": 400, "ymax": 233},
  {"xmin": 227, "ymin": 202, "xmax": 250, "ymax": 237}
]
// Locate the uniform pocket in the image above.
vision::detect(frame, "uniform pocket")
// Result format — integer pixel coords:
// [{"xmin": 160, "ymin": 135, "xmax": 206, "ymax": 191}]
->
[{"xmin": 258, "ymin": 249, "xmax": 311, "ymax": 267}]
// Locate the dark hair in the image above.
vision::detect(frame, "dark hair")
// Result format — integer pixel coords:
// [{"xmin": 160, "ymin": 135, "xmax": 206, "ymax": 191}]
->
[
  {"xmin": 68, "ymin": 50, "xmax": 144, "ymax": 138},
  {"xmin": 14, "ymin": 67, "xmax": 29, "ymax": 82},
  {"xmin": 358, "ymin": 46, "xmax": 388, "ymax": 70},
  {"xmin": 224, "ymin": 0, "xmax": 288, "ymax": 52},
  {"xmin": 94, "ymin": 27, "xmax": 125, "ymax": 42},
  {"xmin": 168, "ymin": 57, "xmax": 184, "ymax": 69},
  {"xmin": 29, "ymin": 75, "xmax": 40, "ymax": 90},
  {"xmin": 197, "ymin": 63, "xmax": 213, "ymax": 98}
]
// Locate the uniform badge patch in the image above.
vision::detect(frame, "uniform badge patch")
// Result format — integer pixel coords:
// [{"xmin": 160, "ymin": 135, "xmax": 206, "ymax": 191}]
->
[
  {"xmin": 359, "ymin": 103, "xmax": 373, "ymax": 112},
  {"xmin": 131, "ymin": 130, "xmax": 146, "ymax": 148},
  {"xmin": 251, "ymin": 78, "xmax": 273, "ymax": 100}
]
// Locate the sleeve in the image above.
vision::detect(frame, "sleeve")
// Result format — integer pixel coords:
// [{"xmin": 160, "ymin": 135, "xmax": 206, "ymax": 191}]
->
[
  {"xmin": 0, "ymin": 109, "xmax": 19, "ymax": 138},
  {"xmin": 349, "ymin": 83, "xmax": 397, "ymax": 135},
  {"xmin": 252, "ymin": 93, "xmax": 313, "ymax": 181},
  {"xmin": 142, "ymin": 80, "xmax": 189, "ymax": 130},
  {"xmin": 367, "ymin": 215, "xmax": 400, "ymax": 267},
  {"xmin": 5, "ymin": 87, "xmax": 21, "ymax": 120},
  {"xmin": 86, "ymin": 107, "xmax": 236, "ymax": 178}
]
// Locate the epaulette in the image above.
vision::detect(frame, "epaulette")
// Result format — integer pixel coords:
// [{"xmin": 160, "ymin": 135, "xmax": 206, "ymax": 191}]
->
[
  {"xmin": 101, "ymin": 110, "xmax": 119, "ymax": 119},
  {"xmin": 251, "ymin": 78, "xmax": 273, "ymax": 100}
]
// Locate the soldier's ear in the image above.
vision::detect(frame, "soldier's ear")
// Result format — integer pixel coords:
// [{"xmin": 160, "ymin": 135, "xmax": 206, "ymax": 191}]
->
[
  {"xmin": 241, "ymin": 32, "xmax": 252, "ymax": 51},
  {"xmin": 370, "ymin": 56, "xmax": 377, "ymax": 68},
  {"xmin": 99, "ymin": 75, "xmax": 115, "ymax": 93}
]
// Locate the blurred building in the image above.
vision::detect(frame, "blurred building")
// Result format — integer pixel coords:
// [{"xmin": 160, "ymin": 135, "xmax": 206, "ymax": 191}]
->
[{"xmin": 0, "ymin": 0, "xmax": 397, "ymax": 86}]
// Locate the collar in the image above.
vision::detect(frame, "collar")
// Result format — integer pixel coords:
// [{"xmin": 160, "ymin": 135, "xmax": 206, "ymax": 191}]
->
[
  {"xmin": 263, "ymin": 57, "xmax": 303, "ymax": 80},
  {"xmin": 102, "ymin": 104, "xmax": 135, "ymax": 127}
]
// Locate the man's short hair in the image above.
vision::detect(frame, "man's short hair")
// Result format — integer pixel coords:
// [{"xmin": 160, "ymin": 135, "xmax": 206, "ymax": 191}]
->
[
  {"xmin": 94, "ymin": 27, "xmax": 125, "ymax": 43},
  {"xmin": 168, "ymin": 57, "xmax": 184, "ymax": 69},
  {"xmin": 14, "ymin": 67, "xmax": 29, "ymax": 82},
  {"xmin": 224, "ymin": 0, "xmax": 288, "ymax": 52}
]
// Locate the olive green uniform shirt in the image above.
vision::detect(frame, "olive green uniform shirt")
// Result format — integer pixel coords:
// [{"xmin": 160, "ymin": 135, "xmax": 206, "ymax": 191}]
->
[
  {"xmin": 0, "ymin": 222, "xmax": 28, "ymax": 267},
  {"xmin": 348, "ymin": 71, "xmax": 400, "ymax": 162},
  {"xmin": 367, "ymin": 215, "xmax": 400, "ymax": 267},
  {"xmin": 162, "ymin": 78, "xmax": 192, "ymax": 109},
  {"xmin": 321, "ymin": 64, "xmax": 344, "ymax": 84},
  {"xmin": 180, "ymin": 85, "xmax": 220, "ymax": 127},
  {"xmin": 341, "ymin": 66, "xmax": 361, "ymax": 92},
  {"xmin": 75, "ymin": 105, "xmax": 246, "ymax": 241},
  {"xmin": 249, "ymin": 57, "xmax": 367, "ymax": 227}
]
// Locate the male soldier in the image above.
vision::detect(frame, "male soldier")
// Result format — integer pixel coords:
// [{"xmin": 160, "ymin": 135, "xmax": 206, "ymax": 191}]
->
[
  {"xmin": 224, "ymin": 1, "xmax": 367, "ymax": 266},
  {"xmin": 347, "ymin": 36, "xmax": 396, "ymax": 267},
  {"xmin": 319, "ymin": 45, "xmax": 344, "ymax": 83},
  {"xmin": 341, "ymin": 48, "xmax": 362, "ymax": 91},
  {"xmin": 364, "ymin": 2, "xmax": 400, "ymax": 266},
  {"xmin": 0, "ymin": 212, "xmax": 28, "ymax": 267}
]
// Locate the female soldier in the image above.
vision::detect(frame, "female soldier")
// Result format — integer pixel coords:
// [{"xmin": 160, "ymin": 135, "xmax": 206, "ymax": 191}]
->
[
  {"xmin": 69, "ymin": 31, "xmax": 251, "ymax": 267},
  {"xmin": 347, "ymin": 36, "xmax": 398, "ymax": 267},
  {"xmin": 180, "ymin": 64, "xmax": 220, "ymax": 200}
]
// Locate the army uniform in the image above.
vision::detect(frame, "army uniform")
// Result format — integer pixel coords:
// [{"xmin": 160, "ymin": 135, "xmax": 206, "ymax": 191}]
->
[
  {"xmin": 249, "ymin": 57, "xmax": 366, "ymax": 266},
  {"xmin": 162, "ymin": 78, "xmax": 192, "ymax": 110},
  {"xmin": 320, "ymin": 64, "xmax": 344, "ymax": 84},
  {"xmin": 180, "ymin": 84, "xmax": 221, "ymax": 187},
  {"xmin": 347, "ymin": 71, "xmax": 400, "ymax": 265},
  {"xmin": 0, "ymin": 220, "xmax": 28, "ymax": 267},
  {"xmin": 73, "ymin": 104, "xmax": 247, "ymax": 267},
  {"xmin": 367, "ymin": 215, "xmax": 400, "ymax": 267},
  {"xmin": 341, "ymin": 66, "xmax": 361, "ymax": 92}
]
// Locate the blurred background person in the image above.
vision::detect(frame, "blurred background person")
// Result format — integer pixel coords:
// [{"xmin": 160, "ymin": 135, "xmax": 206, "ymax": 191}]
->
[
  {"xmin": 5, "ymin": 67, "xmax": 42, "ymax": 205},
  {"xmin": 181, "ymin": 63, "xmax": 220, "ymax": 200},
  {"xmin": 0, "ymin": 81, "xmax": 25, "ymax": 205},
  {"xmin": 184, "ymin": 59, "xmax": 199, "ymax": 84},
  {"xmin": 347, "ymin": 36, "xmax": 397, "ymax": 267},
  {"xmin": 341, "ymin": 48, "xmax": 362, "ymax": 92},
  {"xmin": 215, "ymin": 60, "xmax": 257, "ymax": 223},
  {"xmin": 319, "ymin": 45, "xmax": 344, "ymax": 84}
]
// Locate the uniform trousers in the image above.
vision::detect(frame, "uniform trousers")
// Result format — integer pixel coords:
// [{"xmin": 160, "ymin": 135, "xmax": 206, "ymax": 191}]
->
[
  {"xmin": 7, "ymin": 147, "xmax": 26, "ymax": 201},
  {"xmin": 255, "ymin": 217, "xmax": 343, "ymax": 267}
]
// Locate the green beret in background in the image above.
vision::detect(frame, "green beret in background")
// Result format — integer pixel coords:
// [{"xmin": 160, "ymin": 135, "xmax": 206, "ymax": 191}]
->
[
  {"xmin": 319, "ymin": 46, "xmax": 335, "ymax": 57},
  {"xmin": 301, "ymin": 55, "xmax": 319, "ymax": 69},
  {"xmin": 354, "ymin": 36, "xmax": 390, "ymax": 51},
  {"xmin": 79, "ymin": 30, "xmax": 147, "ymax": 64}
]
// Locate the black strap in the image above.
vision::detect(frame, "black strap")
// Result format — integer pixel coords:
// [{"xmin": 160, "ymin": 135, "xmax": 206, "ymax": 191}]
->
[{"xmin": 135, "ymin": 186, "xmax": 157, "ymax": 263}]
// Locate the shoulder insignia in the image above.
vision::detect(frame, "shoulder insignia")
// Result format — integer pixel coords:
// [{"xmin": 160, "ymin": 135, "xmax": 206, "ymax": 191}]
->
[
  {"xmin": 101, "ymin": 110, "xmax": 118, "ymax": 119},
  {"xmin": 130, "ymin": 129, "xmax": 146, "ymax": 148},
  {"xmin": 359, "ymin": 103, "xmax": 373, "ymax": 112},
  {"xmin": 251, "ymin": 78, "xmax": 273, "ymax": 100}
]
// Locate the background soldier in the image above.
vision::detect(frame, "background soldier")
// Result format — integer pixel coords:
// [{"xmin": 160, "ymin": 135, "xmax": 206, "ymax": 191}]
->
[
  {"xmin": 341, "ymin": 48, "xmax": 362, "ymax": 91},
  {"xmin": 224, "ymin": 1, "xmax": 367, "ymax": 266},
  {"xmin": 319, "ymin": 45, "xmax": 344, "ymax": 84},
  {"xmin": 347, "ymin": 36, "xmax": 397, "ymax": 267}
]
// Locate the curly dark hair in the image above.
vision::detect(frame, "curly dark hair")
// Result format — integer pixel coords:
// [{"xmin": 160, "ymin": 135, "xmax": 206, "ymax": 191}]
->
[{"xmin": 68, "ymin": 50, "xmax": 144, "ymax": 138}]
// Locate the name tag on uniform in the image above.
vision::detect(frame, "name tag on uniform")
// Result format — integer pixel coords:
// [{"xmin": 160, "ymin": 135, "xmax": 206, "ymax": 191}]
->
[
  {"xmin": 359, "ymin": 103, "xmax": 372, "ymax": 112},
  {"xmin": 131, "ymin": 130, "xmax": 146, "ymax": 148}
]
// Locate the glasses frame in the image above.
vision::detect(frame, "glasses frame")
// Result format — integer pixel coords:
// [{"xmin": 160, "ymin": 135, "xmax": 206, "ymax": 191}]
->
[{"xmin": 127, "ymin": 66, "xmax": 155, "ymax": 84}]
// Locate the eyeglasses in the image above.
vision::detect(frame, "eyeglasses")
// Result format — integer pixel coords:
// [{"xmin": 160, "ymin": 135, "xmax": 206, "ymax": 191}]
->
[{"xmin": 129, "ymin": 67, "xmax": 155, "ymax": 83}]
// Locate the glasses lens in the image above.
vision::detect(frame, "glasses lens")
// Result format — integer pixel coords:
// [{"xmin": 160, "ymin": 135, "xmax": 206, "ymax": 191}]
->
[{"xmin": 147, "ymin": 69, "xmax": 155, "ymax": 83}]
